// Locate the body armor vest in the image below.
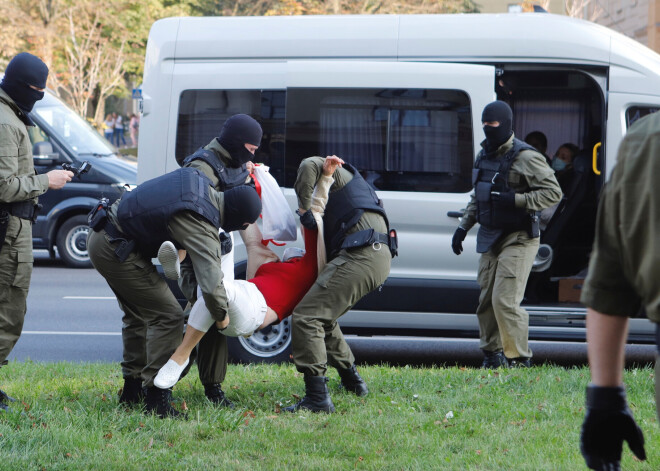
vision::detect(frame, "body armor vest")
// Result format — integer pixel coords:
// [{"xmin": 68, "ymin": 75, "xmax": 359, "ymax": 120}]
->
[
  {"xmin": 473, "ymin": 138, "xmax": 534, "ymax": 252},
  {"xmin": 323, "ymin": 163, "xmax": 389, "ymax": 257},
  {"xmin": 116, "ymin": 167, "xmax": 221, "ymax": 257},
  {"xmin": 182, "ymin": 148, "xmax": 250, "ymax": 191}
]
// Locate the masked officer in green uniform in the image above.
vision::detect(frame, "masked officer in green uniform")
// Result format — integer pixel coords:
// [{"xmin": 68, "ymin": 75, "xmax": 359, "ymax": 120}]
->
[
  {"xmin": 451, "ymin": 101, "xmax": 561, "ymax": 368},
  {"xmin": 0, "ymin": 53, "xmax": 74, "ymax": 412},
  {"xmin": 88, "ymin": 167, "xmax": 261, "ymax": 418},
  {"xmin": 285, "ymin": 156, "xmax": 396, "ymax": 413},
  {"xmin": 578, "ymin": 112, "xmax": 660, "ymax": 470},
  {"xmin": 177, "ymin": 114, "xmax": 263, "ymax": 406}
]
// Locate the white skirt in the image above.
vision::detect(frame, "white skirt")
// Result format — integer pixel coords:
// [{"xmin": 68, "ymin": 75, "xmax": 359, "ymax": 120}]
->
[{"xmin": 187, "ymin": 280, "xmax": 267, "ymax": 337}]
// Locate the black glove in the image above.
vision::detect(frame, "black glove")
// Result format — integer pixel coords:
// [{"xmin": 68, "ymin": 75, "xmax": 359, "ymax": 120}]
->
[
  {"xmin": 219, "ymin": 232, "xmax": 233, "ymax": 255},
  {"xmin": 451, "ymin": 227, "xmax": 467, "ymax": 255},
  {"xmin": 490, "ymin": 188, "xmax": 516, "ymax": 208},
  {"xmin": 297, "ymin": 209, "xmax": 317, "ymax": 230},
  {"xmin": 580, "ymin": 384, "xmax": 646, "ymax": 470}
]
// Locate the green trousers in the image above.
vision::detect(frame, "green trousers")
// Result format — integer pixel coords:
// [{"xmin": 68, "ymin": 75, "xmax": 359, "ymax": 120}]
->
[
  {"xmin": 88, "ymin": 229, "xmax": 185, "ymax": 387},
  {"xmin": 476, "ymin": 230, "xmax": 539, "ymax": 359},
  {"xmin": 291, "ymin": 245, "xmax": 391, "ymax": 377},
  {"xmin": 0, "ymin": 216, "xmax": 33, "ymax": 365}
]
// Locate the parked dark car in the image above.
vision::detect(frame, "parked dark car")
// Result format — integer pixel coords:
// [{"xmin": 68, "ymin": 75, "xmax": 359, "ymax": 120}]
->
[{"xmin": 29, "ymin": 91, "xmax": 137, "ymax": 267}]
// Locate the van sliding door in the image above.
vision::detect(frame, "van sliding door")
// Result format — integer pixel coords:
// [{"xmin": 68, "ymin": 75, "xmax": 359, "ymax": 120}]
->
[{"xmin": 284, "ymin": 61, "xmax": 495, "ymax": 322}]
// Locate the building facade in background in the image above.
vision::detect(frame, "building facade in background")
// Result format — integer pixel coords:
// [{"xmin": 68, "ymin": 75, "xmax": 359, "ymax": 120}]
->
[{"xmin": 480, "ymin": 1, "xmax": 660, "ymax": 53}]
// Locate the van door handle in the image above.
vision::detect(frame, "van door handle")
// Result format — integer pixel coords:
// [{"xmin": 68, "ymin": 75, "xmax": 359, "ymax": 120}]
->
[{"xmin": 447, "ymin": 210, "xmax": 465, "ymax": 218}]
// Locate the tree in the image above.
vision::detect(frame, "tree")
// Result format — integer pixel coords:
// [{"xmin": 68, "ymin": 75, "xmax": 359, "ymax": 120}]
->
[
  {"xmin": 189, "ymin": 0, "xmax": 479, "ymax": 16},
  {"xmin": 564, "ymin": 0, "xmax": 602, "ymax": 21}
]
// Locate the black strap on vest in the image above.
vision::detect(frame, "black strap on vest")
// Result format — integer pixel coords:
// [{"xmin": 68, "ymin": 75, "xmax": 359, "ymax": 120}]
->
[
  {"xmin": 474, "ymin": 138, "xmax": 536, "ymax": 190},
  {"xmin": 322, "ymin": 163, "xmax": 392, "ymax": 258},
  {"xmin": 473, "ymin": 138, "xmax": 535, "ymax": 232},
  {"xmin": 182, "ymin": 147, "xmax": 249, "ymax": 191}
]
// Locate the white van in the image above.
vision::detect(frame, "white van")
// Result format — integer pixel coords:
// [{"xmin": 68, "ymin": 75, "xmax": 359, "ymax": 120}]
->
[{"xmin": 138, "ymin": 13, "xmax": 660, "ymax": 362}]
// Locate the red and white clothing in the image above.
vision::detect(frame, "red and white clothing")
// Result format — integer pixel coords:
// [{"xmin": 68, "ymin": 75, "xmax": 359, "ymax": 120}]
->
[{"xmin": 187, "ymin": 175, "xmax": 332, "ymax": 337}]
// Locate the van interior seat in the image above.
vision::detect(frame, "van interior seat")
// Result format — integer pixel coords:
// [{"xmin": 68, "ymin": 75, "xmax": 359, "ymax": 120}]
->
[{"xmin": 539, "ymin": 151, "xmax": 596, "ymax": 275}]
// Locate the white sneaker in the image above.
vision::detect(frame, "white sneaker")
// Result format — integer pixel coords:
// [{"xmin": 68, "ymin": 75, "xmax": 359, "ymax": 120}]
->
[
  {"xmin": 154, "ymin": 358, "xmax": 189, "ymax": 389},
  {"xmin": 158, "ymin": 241, "xmax": 180, "ymax": 280}
]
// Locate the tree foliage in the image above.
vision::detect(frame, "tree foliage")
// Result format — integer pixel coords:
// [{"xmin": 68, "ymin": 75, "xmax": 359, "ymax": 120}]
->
[{"xmin": 0, "ymin": 0, "xmax": 479, "ymax": 123}]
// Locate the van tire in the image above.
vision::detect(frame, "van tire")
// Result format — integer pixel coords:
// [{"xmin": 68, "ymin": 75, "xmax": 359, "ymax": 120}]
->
[
  {"xmin": 56, "ymin": 215, "xmax": 93, "ymax": 268},
  {"xmin": 227, "ymin": 319, "xmax": 293, "ymax": 364}
]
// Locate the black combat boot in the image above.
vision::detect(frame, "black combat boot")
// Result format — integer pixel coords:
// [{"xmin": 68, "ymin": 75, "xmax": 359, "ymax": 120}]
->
[
  {"xmin": 284, "ymin": 376, "xmax": 336, "ymax": 413},
  {"xmin": 337, "ymin": 364, "xmax": 369, "ymax": 396},
  {"xmin": 0, "ymin": 389, "xmax": 16, "ymax": 412},
  {"xmin": 204, "ymin": 383, "xmax": 234, "ymax": 408},
  {"xmin": 481, "ymin": 350, "xmax": 509, "ymax": 369},
  {"xmin": 508, "ymin": 357, "xmax": 533, "ymax": 368},
  {"xmin": 144, "ymin": 387, "xmax": 185, "ymax": 419},
  {"xmin": 118, "ymin": 377, "xmax": 145, "ymax": 405}
]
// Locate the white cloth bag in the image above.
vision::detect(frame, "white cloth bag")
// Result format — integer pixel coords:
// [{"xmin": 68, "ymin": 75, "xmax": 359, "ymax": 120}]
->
[{"xmin": 254, "ymin": 165, "xmax": 297, "ymax": 241}]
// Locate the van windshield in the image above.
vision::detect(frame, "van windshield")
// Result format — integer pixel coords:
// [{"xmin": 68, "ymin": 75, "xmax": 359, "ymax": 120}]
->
[{"xmin": 32, "ymin": 93, "xmax": 117, "ymax": 157}]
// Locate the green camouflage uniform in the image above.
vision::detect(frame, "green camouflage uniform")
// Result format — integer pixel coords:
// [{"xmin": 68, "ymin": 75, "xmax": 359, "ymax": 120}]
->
[
  {"xmin": 580, "ymin": 112, "xmax": 660, "ymax": 417},
  {"xmin": 460, "ymin": 134, "xmax": 562, "ymax": 359},
  {"xmin": 87, "ymin": 185, "xmax": 228, "ymax": 387},
  {"xmin": 292, "ymin": 157, "xmax": 391, "ymax": 377},
  {"xmin": 0, "ymin": 88, "xmax": 50, "ymax": 366}
]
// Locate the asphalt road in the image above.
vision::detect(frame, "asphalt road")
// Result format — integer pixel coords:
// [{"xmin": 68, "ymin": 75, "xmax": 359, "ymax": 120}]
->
[{"xmin": 8, "ymin": 251, "xmax": 657, "ymax": 368}]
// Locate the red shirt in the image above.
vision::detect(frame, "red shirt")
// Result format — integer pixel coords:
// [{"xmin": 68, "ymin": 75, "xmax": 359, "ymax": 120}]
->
[{"xmin": 249, "ymin": 227, "xmax": 318, "ymax": 320}]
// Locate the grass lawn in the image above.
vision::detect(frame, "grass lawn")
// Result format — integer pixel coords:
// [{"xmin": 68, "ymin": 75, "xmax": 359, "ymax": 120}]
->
[{"xmin": 0, "ymin": 362, "xmax": 657, "ymax": 470}]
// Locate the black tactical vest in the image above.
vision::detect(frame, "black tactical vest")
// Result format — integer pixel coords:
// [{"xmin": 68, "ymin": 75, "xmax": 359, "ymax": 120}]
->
[
  {"xmin": 473, "ymin": 138, "xmax": 534, "ymax": 252},
  {"xmin": 182, "ymin": 147, "xmax": 250, "ymax": 191},
  {"xmin": 116, "ymin": 167, "xmax": 221, "ymax": 257},
  {"xmin": 323, "ymin": 163, "xmax": 388, "ymax": 257}
]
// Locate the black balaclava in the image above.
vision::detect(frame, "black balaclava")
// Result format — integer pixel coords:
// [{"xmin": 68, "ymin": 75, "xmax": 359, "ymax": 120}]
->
[
  {"xmin": 0, "ymin": 53, "xmax": 49, "ymax": 122},
  {"xmin": 222, "ymin": 185, "xmax": 262, "ymax": 232},
  {"xmin": 481, "ymin": 101, "xmax": 513, "ymax": 152},
  {"xmin": 216, "ymin": 114, "xmax": 263, "ymax": 167}
]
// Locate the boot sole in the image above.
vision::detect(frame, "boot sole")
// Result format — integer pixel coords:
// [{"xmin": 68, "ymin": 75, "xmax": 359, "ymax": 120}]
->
[{"xmin": 157, "ymin": 242, "xmax": 180, "ymax": 280}]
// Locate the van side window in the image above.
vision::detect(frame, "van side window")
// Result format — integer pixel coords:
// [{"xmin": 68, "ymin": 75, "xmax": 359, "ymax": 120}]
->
[
  {"xmin": 176, "ymin": 89, "xmax": 287, "ymax": 182},
  {"xmin": 626, "ymin": 106, "xmax": 660, "ymax": 128},
  {"xmin": 285, "ymin": 88, "xmax": 474, "ymax": 192}
]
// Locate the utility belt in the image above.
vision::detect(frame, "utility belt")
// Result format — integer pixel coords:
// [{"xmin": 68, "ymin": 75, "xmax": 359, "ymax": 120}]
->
[
  {"xmin": 499, "ymin": 214, "xmax": 540, "ymax": 239},
  {"xmin": 88, "ymin": 198, "xmax": 136, "ymax": 262},
  {"xmin": 340, "ymin": 228, "xmax": 398, "ymax": 258},
  {"xmin": 0, "ymin": 201, "xmax": 41, "ymax": 222},
  {"xmin": 0, "ymin": 201, "xmax": 42, "ymax": 252}
]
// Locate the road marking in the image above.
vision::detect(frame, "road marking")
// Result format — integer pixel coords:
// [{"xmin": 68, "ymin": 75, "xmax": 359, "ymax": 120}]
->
[
  {"xmin": 22, "ymin": 331, "xmax": 121, "ymax": 336},
  {"xmin": 62, "ymin": 296, "xmax": 116, "ymax": 300}
]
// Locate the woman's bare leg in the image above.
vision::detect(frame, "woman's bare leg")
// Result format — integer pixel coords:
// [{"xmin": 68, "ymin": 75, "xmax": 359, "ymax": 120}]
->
[
  {"xmin": 256, "ymin": 308, "xmax": 280, "ymax": 331},
  {"xmin": 170, "ymin": 325, "xmax": 205, "ymax": 365}
]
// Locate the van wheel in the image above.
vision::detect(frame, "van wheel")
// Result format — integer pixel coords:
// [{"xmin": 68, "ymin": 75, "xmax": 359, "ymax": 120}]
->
[
  {"xmin": 56, "ymin": 215, "xmax": 93, "ymax": 268},
  {"xmin": 227, "ymin": 319, "xmax": 293, "ymax": 364}
]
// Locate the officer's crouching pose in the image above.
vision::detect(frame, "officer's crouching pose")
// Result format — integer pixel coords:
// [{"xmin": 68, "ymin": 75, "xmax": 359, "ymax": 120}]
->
[
  {"xmin": 87, "ymin": 167, "xmax": 261, "ymax": 418},
  {"xmin": 178, "ymin": 113, "xmax": 262, "ymax": 406},
  {"xmin": 451, "ymin": 101, "xmax": 561, "ymax": 368},
  {"xmin": 285, "ymin": 156, "xmax": 397, "ymax": 413}
]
